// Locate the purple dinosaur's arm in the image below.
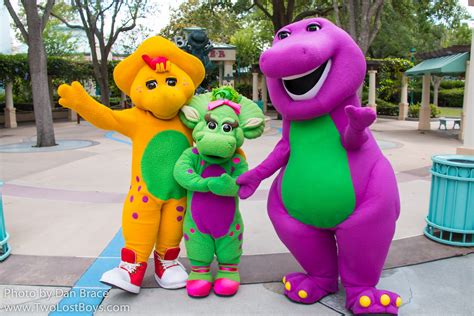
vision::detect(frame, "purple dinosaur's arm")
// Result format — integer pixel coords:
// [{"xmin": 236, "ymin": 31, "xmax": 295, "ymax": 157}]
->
[
  {"xmin": 237, "ymin": 138, "xmax": 290, "ymax": 199},
  {"xmin": 342, "ymin": 105, "xmax": 376, "ymax": 151}
]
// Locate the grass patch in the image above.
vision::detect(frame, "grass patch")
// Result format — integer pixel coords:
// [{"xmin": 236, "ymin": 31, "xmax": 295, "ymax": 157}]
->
[{"xmin": 438, "ymin": 107, "xmax": 462, "ymax": 117}]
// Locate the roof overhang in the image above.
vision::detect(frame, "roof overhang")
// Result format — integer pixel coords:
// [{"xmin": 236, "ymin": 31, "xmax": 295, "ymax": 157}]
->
[{"xmin": 405, "ymin": 52, "xmax": 470, "ymax": 77}]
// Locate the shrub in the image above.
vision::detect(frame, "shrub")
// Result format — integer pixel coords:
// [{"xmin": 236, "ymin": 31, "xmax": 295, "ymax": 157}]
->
[
  {"xmin": 364, "ymin": 57, "xmax": 413, "ymax": 103},
  {"xmin": 376, "ymin": 99, "xmax": 399, "ymax": 116},
  {"xmin": 440, "ymin": 80, "xmax": 464, "ymax": 89},
  {"xmin": 408, "ymin": 103, "xmax": 440, "ymax": 118},
  {"xmin": 438, "ymin": 88, "xmax": 464, "ymax": 108},
  {"xmin": 234, "ymin": 82, "xmax": 252, "ymax": 99},
  {"xmin": 410, "ymin": 88, "xmax": 463, "ymax": 108}
]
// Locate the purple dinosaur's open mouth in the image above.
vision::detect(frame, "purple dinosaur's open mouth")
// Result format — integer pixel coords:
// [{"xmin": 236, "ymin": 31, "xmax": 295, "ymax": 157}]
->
[{"xmin": 282, "ymin": 59, "xmax": 331, "ymax": 101}]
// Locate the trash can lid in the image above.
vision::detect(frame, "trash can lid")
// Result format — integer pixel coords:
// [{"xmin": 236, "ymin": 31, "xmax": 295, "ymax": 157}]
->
[{"xmin": 432, "ymin": 155, "xmax": 474, "ymax": 168}]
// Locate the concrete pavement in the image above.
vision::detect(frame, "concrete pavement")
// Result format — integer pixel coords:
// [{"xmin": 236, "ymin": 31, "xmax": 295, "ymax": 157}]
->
[{"xmin": 0, "ymin": 118, "xmax": 473, "ymax": 315}]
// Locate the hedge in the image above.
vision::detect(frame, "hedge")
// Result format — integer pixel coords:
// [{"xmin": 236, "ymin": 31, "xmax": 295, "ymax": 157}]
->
[
  {"xmin": 411, "ymin": 88, "xmax": 464, "ymax": 108},
  {"xmin": 0, "ymin": 54, "xmax": 100, "ymax": 82},
  {"xmin": 440, "ymin": 80, "xmax": 465, "ymax": 89},
  {"xmin": 376, "ymin": 99, "xmax": 399, "ymax": 116},
  {"xmin": 438, "ymin": 88, "xmax": 464, "ymax": 108},
  {"xmin": 365, "ymin": 57, "xmax": 414, "ymax": 104},
  {"xmin": 408, "ymin": 103, "xmax": 440, "ymax": 118},
  {"xmin": 0, "ymin": 54, "xmax": 123, "ymax": 104}
]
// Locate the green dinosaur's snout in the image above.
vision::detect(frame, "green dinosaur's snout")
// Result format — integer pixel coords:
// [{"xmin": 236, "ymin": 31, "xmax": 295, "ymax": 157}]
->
[
  {"xmin": 192, "ymin": 111, "xmax": 242, "ymax": 164},
  {"xmin": 195, "ymin": 131, "xmax": 237, "ymax": 161}
]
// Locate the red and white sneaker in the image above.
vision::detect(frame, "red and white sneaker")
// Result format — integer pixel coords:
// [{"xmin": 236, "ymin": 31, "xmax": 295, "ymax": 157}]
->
[
  {"xmin": 100, "ymin": 248, "xmax": 147, "ymax": 294},
  {"xmin": 154, "ymin": 247, "xmax": 188, "ymax": 289}
]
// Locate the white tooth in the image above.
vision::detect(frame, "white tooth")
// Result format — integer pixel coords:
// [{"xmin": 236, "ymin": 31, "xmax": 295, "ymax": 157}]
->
[
  {"xmin": 283, "ymin": 59, "xmax": 331, "ymax": 101},
  {"xmin": 282, "ymin": 65, "xmax": 320, "ymax": 80}
]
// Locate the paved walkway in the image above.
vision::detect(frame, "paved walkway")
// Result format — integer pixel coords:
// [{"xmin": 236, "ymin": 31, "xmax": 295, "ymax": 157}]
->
[{"xmin": 0, "ymin": 118, "xmax": 473, "ymax": 315}]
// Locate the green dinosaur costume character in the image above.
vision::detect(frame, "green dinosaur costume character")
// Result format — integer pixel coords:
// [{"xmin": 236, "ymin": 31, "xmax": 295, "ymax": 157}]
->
[{"xmin": 174, "ymin": 87, "xmax": 265, "ymax": 298}]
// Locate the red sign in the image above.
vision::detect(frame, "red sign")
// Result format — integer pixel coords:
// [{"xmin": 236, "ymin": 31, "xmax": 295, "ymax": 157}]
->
[{"xmin": 209, "ymin": 50, "xmax": 226, "ymax": 58}]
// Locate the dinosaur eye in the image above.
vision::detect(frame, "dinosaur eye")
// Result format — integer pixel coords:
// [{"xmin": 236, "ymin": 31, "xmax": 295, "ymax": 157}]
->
[
  {"xmin": 207, "ymin": 121, "xmax": 217, "ymax": 130},
  {"xmin": 222, "ymin": 123, "xmax": 233, "ymax": 133},
  {"xmin": 307, "ymin": 23, "xmax": 321, "ymax": 32},
  {"xmin": 166, "ymin": 78, "xmax": 177, "ymax": 86},
  {"xmin": 277, "ymin": 31, "xmax": 291, "ymax": 40},
  {"xmin": 146, "ymin": 80, "xmax": 157, "ymax": 90}
]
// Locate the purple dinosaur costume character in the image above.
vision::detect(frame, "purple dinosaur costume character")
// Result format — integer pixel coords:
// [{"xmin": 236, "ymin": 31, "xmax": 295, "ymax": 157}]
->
[{"xmin": 237, "ymin": 18, "xmax": 401, "ymax": 315}]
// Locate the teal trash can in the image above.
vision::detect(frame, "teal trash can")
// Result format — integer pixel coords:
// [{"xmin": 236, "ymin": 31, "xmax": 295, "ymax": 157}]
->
[
  {"xmin": 0, "ymin": 181, "xmax": 11, "ymax": 261},
  {"xmin": 424, "ymin": 155, "xmax": 474, "ymax": 246}
]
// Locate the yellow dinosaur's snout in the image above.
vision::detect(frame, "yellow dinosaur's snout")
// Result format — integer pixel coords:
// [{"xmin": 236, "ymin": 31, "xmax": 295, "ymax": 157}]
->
[{"xmin": 130, "ymin": 64, "xmax": 196, "ymax": 119}]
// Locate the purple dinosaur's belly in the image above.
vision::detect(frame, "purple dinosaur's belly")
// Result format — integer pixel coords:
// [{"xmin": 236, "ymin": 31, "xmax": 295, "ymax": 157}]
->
[{"xmin": 190, "ymin": 165, "xmax": 236, "ymax": 238}]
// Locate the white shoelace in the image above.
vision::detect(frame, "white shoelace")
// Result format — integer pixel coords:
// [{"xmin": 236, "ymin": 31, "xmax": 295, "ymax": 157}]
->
[
  {"xmin": 160, "ymin": 258, "xmax": 184, "ymax": 270},
  {"xmin": 120, "ymin": 261, "xmax": 140, "ymax": 274}
]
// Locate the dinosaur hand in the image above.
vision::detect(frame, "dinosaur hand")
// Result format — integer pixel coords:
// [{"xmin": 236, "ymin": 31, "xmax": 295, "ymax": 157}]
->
[
  {"xmin": 345, "ymin": 105, "xmax": 376, "ymax": 131},
  {"xmin": 208, "ymin": 174, "xmax": 239, "ymax": 197},
  {"xmin": 58, "ymin": 81, "xmax": 92, "ymax": 111},
  {"xmin": 237, "ymin": 170, "xmax": 261, "ymax": 199}
]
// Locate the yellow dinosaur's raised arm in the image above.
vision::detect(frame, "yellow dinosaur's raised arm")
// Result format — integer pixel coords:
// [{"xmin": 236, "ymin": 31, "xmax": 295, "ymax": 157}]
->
[{"xmin": 58, "ymin": 81, "xmax": 137, "ymax": 137}]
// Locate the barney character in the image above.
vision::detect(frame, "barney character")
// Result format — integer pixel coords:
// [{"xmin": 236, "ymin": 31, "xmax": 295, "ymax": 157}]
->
[
  {"xmin": 174, "ymin": 87, "xmax": 265, "ymax": 298},
  {"xmin": 57, "ymin": 37, "xmax": 205, "ymax": 293},
  {"xmin": 237, "ymin": 18, "xmax": 402, "ymax": 315}
]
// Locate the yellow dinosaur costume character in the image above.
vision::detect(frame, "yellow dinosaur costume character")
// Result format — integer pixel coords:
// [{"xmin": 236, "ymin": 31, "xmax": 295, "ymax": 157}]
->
[{"xmin": 57, "ymin": 37, "xmax": 205, "ymax": 294}]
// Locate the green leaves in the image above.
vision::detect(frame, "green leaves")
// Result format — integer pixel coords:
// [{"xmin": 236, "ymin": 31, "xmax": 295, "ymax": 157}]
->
[{"xmin": 0, "ymin": 54, "xmax": 102, "ymax": 82}]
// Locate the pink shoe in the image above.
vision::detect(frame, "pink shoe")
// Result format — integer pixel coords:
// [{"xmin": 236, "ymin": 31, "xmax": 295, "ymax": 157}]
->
[
  {"xmin": 186, "ymin": 279, "xmax": 212, "ymax": 298},
  {"xmin": 214, "ymin": 278, "xmax": 240, "ymax": 297}
]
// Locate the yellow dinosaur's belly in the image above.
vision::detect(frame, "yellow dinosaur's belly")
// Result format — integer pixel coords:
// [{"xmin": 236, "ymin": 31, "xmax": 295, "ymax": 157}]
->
[{"xmin": 130, "ymin": 111, "xmax": 192, "ymax": 201}]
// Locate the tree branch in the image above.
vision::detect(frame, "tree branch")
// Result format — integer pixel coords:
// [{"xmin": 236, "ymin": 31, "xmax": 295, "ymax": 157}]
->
[
  {"xmin": 41, "ymin": 0, "xmax": 55, "ymax": 31},
  {"xmin": 293, "ymin": 6, "xmax": 334, "ymax": 22},
  {"xmin": 347, "ymin": 0, "xmax": 357, "ymax": 39},
  {"xmin": 286, "ymin": 0, "xmax": 294, "ymax": 22},
  {"xmin": 108, "ymin": 0, "xmax": 124, "ymax": 47},
  {"xmin": 109, "ymin": 1, "xmax": 141, "ymax": 50},
  {"xmin": 332, "ymin": 0, "xmax": 341, "ymax": 26},
  {"xmin": 4, "ymin": 0, "xmax": 29, "ymax": 42},
  {"xmin": 254, "ymin": 0, "xmax": 273, "ymax": 20},
  {"xmin": 368, "ymin": 0, "xmax": 384, "ymax": 20},
  {"xmin": 48, "ymin": 8, "xmax": 84, "ymax": 29},
  {"xmin": 368, "ymin": 1, "xmax": 384, "ymax": 46}
]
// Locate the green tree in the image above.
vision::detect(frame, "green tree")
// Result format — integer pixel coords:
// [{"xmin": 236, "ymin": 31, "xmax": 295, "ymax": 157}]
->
[
  {"xmin": 230, "ymin": 10, "xmax": 273, "ymax": 67},
  {"xmin": 234, "ymin": 0, "xmax": 333, "ymax": 33},
  {"xmin": 231, "ymin": 28, "xmax": 261, "ymax": 67},
  {"xmin": 42, "ymin": 2, "xmax": 78, "ymax": 56},
  {"xmin": 369, "ymin": 0, "xmax": 471, "ymax": 58},
  {"xmin": 50, "ymin": 0, "xmax": 151, "ymax": 106},
  {"xmin": 13, "ymin": 2, "xmax": 78, "ymax": 56},
  {"xmin": 161, "ymin": 0, "xmax": 241, "ymax": 43}
]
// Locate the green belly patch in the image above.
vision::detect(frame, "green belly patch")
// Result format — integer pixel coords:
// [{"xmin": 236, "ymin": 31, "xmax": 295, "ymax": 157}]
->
[
  {"xmin": 141, "ymin": 130, "xmax": 190, "ymax": 200},
  {"xmin": 282, "ymin": 115, "xmax": 356, "ymax": 228}
]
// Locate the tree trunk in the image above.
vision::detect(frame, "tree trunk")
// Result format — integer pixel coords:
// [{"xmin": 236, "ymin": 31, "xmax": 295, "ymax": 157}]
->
[
  {"xmin": 333, "ymin": 0, "xmax": 384, "ymax": 55},
  {"xmin": 432, "ymin": 76, "xmax": 442, "ymax": 107},
  {"xmin": 48, "ymin": 75, "xmax": 55, "ymax": 108},
  {"xmin": 24, "ymin": 1, "xmax": 56, "ymax": 147},
  {"xmin": 98, "ymin": 61, "xmax": 110, "ymax": 106}
]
